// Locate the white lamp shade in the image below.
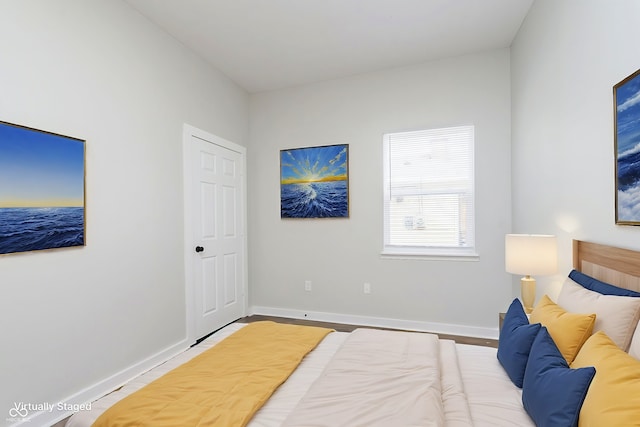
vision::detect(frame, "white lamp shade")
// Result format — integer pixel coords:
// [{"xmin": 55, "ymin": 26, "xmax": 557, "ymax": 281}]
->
[{"xmin": 505, "ymin": 234, "xmax": 557, "ymax": 276}]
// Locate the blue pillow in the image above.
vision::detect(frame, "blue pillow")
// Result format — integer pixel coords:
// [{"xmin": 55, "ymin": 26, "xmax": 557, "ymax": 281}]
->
[
  {"xmin": 522, "ymin": 327, "xmax": 596, "ymax": 427},
  {"xmin": 569, "ymin": 269, "xmax": 640, "ymax": 297},
  {"xmin": 497, "ymin": 298, "xmax": 541, "ymax": 388}
]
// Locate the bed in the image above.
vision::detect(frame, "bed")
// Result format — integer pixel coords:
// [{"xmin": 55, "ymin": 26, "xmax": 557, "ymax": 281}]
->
[{"xmin": 65, "ymin": 240, "xmax": 640, "ymax": 427}]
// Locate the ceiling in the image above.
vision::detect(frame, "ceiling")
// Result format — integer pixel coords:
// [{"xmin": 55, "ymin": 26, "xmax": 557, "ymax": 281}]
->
[{"xmin": 125, "ymin": 0, "xmax": 534, "ymax": 93}]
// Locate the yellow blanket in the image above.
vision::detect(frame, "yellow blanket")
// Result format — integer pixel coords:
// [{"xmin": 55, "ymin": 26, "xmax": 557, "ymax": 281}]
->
[{"xmin": 92, "ymin": 321, "xmax": 332, "ymax": 427}]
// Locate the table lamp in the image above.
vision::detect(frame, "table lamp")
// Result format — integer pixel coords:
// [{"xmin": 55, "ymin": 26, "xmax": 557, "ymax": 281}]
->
[{"xmin": 505, "ymin": 234, "xmax": 557, "ymax": 313}]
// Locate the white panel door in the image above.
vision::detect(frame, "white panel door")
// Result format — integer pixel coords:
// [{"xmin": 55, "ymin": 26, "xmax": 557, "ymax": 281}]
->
[{"xmin": 185, "ymin": 126, "xmax": 246, "ymax": 342}]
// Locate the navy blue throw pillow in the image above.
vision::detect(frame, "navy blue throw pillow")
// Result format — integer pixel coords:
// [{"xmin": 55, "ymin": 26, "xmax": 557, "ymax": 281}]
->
[
  {"xmin": 497, "ymin": 298, "xmax": 541, "ymax": 388},
  {"xmin": 569, "ymin": 269, "xmax": 640, "ymax": 297},
  {"xmin": 522, "ymin": 327, "xmax": 596, "ymax": 427}
]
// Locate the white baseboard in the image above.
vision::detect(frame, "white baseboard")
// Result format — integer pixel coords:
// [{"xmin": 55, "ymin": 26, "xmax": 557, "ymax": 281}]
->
[
  {"xmin": 11, "ymin": 338, "xmax": 190, "ymax": 427},
  {"xmin": 249, "ymin": 306, "xmax": 499, "ymax": 340}
]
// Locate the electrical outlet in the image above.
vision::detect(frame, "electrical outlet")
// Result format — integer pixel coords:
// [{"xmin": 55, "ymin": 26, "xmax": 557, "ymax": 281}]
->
[
  {"xmin": 305, "ymin": 280, "xmax": 312, "ymax": 291},
  {"xmin": 363, "ymin": 282, "xmax": 371, "ymax": 294}
]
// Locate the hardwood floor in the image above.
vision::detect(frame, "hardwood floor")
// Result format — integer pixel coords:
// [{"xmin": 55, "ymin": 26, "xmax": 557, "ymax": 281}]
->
[{"xmin": 237, "ymin": 314, "xmax": 498, "ymax": 348}]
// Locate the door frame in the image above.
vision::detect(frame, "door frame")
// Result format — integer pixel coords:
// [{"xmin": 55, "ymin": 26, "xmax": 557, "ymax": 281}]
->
[{"xmin": 182, "ymin": 123, "xmax": 248, "ymax": 344}]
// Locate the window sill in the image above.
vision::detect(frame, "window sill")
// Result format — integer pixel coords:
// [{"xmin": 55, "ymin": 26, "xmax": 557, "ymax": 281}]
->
[{"xmin": 380, "ymin": 248, "xmax": 479, "ymax": 261}]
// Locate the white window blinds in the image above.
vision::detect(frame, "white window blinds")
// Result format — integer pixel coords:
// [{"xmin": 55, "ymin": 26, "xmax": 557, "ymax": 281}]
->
[{"xmin": 382, "ymin": 125, "xmax": 476, "ymax": 258}]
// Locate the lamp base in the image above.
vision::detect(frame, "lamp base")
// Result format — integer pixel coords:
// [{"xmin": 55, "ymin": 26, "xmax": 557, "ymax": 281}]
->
[{"xmin": 521, "ymin": 276, "xmax": 536, "ymax": 314}]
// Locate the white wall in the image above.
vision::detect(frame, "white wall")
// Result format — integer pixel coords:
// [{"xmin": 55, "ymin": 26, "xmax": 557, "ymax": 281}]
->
[
  {"xmin": 511, "ymin": 0, "xmax": 640, "ymax": 299},
  {"xmin": 248, "ymin": 50, "xmax": 513, "ymax": 335},
  {"xmin": 0, "ymin": 1, "xmax": 248, "ymax": 425}
]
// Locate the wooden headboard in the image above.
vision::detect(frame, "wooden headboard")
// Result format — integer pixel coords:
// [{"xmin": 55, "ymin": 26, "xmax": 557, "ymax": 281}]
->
[{"xmin": 573, "ymin": 240, "xmax": 640, "ymax": 292}]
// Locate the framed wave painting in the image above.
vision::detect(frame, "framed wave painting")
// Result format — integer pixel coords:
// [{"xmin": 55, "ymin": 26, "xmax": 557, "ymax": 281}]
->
[
  {"xmin": 280, "ymin": 144, "xmax": 349, "ymax": 218},
  {"xmin": 0, "ymin": 121, "xmax": 85, "ymax": 254},
  {"xmin": 614, "ymin": 69, "xmax": 640, "ymax": 225}
]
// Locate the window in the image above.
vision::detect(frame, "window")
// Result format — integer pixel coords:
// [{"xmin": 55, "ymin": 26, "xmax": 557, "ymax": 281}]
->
[{"xmin": 382, "ymin": 125, "xmax": 476, "ymax": 259}]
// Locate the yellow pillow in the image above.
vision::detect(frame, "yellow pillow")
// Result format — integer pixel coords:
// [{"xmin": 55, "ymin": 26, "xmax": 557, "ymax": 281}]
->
[
  {"xmin": 529, "ymin": 295, "xmax": 595, "ymax": 363},
  {"xmin": 571, "ymin": 331, "xmax": 640, "ymax": 427}
]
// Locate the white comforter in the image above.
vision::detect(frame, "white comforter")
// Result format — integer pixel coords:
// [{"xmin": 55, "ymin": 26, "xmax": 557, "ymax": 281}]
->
[
  {"xmin": 66, "ymin": 323, "xmax": 533, "ymax": 427},
  {"xmin": 282, "ymin": 328, "xmax": 472, "ymax": 427}
]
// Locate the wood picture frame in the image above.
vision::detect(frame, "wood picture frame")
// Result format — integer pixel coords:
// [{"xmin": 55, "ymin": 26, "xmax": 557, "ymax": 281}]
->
[
  {"xmin": 0, "ymin": 121, "xmax": 85, "ymax": 254},
  {"xmin": 280, "ymin": 144, "xmax": 349, "ymax": 218},
  {"xmin": 614, "ymin": 68, "xmax": 640, "ymax": 225}
]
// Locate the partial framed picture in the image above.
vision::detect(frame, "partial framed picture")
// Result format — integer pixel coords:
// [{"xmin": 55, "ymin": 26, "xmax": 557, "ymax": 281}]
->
[
  {"xmin": 280, "ymin": 144, "xmax": 349, "ymax": 218},
  {"xmin": 614, "ymin": 69, "xmax": 640, "ymax": 225},
  {"xmin": 0, "ymin": 121, "xmax": 85, "ymax": 254}
]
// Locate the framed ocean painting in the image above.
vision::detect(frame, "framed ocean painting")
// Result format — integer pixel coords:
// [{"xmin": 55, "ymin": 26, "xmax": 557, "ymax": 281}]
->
[
  {"xmin": 614, "ymin": 69, "xmax": 640, "ymax": 225},
  {"xmin": 0, "ymin": 121, "xmax": 85, "ymax": 254},
  {"xmin": 280, "ymin": 144, "xmax": 349, "ymax": 218}
]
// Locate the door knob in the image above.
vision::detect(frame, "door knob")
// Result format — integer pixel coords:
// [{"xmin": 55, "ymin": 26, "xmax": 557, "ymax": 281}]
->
[{"xmin": 195, "ymin": 246, "xmax": 204, "ymax": 253}]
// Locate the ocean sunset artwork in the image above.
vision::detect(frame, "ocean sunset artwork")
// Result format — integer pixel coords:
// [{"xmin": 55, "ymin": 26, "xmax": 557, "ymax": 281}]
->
[
  {"xmin": 280, "ymin": 144, "xmax": 349, "ymax": 218},
  {"xmin": 0, "ymin": 121, "xmax": 85, "ymax": 254},
  {"xmin": 615, "ymin": 69, "xmax": 640, "ymax": 224}
]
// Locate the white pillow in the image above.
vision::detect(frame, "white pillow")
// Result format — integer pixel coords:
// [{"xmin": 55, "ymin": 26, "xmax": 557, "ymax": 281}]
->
[
  {"xmin": 629, "ymin": 321, "xmax": 640, "ymax": 360},
  {"xmin": 557, "ymin": 278, "xmax": 640, "ymax": 351}
]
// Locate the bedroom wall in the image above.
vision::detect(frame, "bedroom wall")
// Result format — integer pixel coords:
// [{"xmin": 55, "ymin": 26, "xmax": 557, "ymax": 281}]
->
[
  {"xmin": 510, "ymin": 0, "xmax": 640, "ymax": 299},
  {"xmin": 0, "ymin": 1, "xmax": 248, "ymax": 425},
  {"xmin": 248, "ymin": 49, "xmax": 513, "ymax": 337}
]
